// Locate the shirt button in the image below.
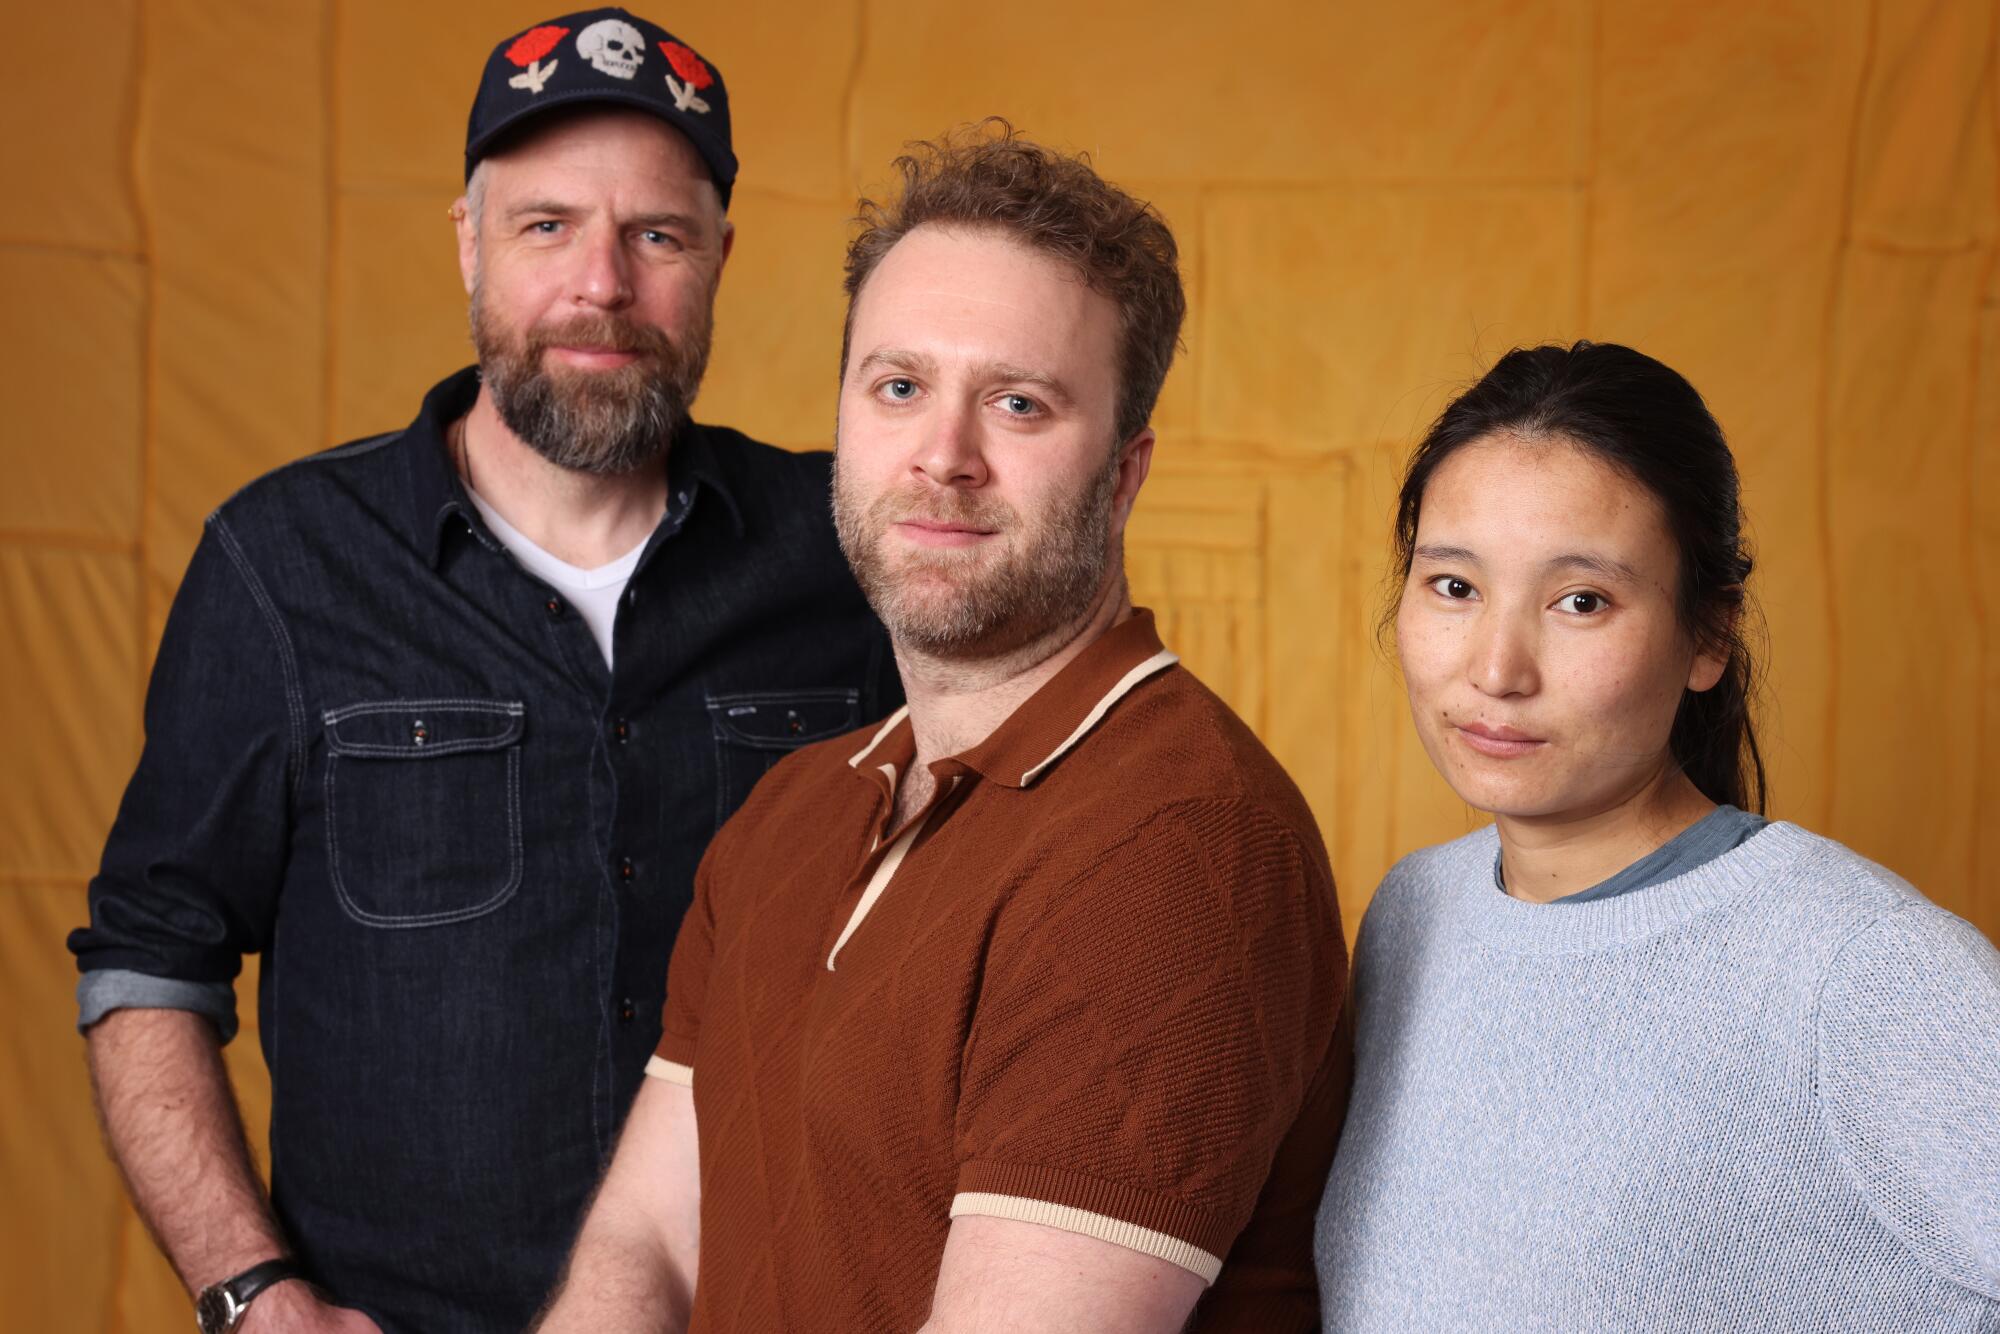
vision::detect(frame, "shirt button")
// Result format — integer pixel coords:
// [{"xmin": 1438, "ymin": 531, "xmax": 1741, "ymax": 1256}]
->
[
  {"xmin": 618, "ymin": 856, "xmax": 635, "ymax": 882},
  {"xmin": 544, "ymin": 596, "xmax": 563, "ymax": 617},
  {"xmin": 618, "ymin": 998, "xmax": 636, "ymax": 1023},
  {"xmin": 612, "ymin": 718, "xmax": 630, "ymax": 744}
]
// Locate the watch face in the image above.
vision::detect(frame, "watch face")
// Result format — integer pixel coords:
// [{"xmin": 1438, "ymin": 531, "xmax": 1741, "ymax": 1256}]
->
[{"xmin": 195, "ymin": 1286, "xmax": 235, "ymax": 1333}]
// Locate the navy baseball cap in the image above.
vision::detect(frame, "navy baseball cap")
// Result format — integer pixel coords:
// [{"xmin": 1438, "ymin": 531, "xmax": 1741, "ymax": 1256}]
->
[{"xmin": 465, "ymin": 8, "xmax": 738, "ymax": 209}]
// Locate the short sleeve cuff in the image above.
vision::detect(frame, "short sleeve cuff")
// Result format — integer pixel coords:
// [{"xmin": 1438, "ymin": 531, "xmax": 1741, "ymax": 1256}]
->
[
  {"xmin": 644, "ymin": 1055, "xmax": 693, "ymax": 1086},
  {"xmin": 952, "ymin": 1160, "xmax": 1227, "ymax": 1283},
  {"xmin": 77, "ymin": 970, "xmax": 239, "ymax": 1044},
  {"xmin": 653, "ymin": 1021, "xmax": 696, "ymax": 1065}
]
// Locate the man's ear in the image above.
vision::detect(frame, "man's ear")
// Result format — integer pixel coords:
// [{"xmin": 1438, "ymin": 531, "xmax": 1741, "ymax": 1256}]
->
[
  {"xmin": 1109, "ymin": 428, "xmax": 1155, "ymax": 538},
  {"xmin": 453, "ymin": 197, "xmax": 478, "ymax": 297}
]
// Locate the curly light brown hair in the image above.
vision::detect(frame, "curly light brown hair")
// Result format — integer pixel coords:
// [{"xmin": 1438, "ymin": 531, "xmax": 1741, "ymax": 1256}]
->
[{"xmin": 842, "ymin": 120, "xmax": 1186, "ymax": 446}]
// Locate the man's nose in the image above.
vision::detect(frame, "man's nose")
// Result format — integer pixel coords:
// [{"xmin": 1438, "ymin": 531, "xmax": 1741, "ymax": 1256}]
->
[
  {"xmin": 570, "ymin": 226, "xmax": 633, "ymax": 310},
  {"xmin": 912, "ymin": 399, "xmax": 987, "ymax": 488}
]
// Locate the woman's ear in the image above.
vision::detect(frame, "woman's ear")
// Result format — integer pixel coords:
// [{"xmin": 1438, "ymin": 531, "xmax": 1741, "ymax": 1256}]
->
[{"xmin": 1687, "ymin": 601, "xmax": 1740, "ymax": 694}]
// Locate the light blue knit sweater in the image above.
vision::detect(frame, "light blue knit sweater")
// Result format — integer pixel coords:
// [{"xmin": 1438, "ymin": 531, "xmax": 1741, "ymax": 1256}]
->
[{"xmin": 1314, "ymin": 821, "xmax": 2000, "ymax": 1332}]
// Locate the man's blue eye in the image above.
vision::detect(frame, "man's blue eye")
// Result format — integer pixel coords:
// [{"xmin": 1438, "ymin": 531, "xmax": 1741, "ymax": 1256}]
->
[
  {"xmin": 1001, "ymin": 395, "xmax": 1034, "ymax": 414},
  {"xmin": 885, "ymin": 380, "xmax": 916, "ymax": 400}
]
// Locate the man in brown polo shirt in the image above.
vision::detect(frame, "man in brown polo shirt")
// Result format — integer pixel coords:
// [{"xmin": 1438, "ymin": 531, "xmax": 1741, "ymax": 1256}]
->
[{"xmin": 536, "ymin": 123, "xmax": 1349, "ymax": 1333}]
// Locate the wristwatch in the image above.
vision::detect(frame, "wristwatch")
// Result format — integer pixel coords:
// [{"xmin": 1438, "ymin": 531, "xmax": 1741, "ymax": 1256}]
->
[{"xmin": 195, "ymin": 1258, "xmax": 305, "ymax": 1333}]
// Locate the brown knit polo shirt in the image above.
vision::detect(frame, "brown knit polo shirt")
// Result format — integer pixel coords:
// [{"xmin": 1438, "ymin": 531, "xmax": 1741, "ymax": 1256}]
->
[{"xmin": 650, "ymin": 610, "xmax": 1350, "ymax": 1331}]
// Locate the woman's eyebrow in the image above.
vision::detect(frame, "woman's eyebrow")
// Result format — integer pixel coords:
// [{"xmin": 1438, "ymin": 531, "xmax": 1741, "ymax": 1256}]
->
[
  {"xmin": 1413, "ymin": 543, "xmax": 1479, "ymax": 564},
  {"xmin": 1544, "ymin": 551, "xmax": 1644, "ymax": 583}
]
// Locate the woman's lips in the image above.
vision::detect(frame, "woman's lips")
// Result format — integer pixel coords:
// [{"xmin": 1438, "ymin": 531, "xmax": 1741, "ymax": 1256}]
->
[{"xmin": 1454, "ymin": 722, "xmax": 1547, "ymax": 759}]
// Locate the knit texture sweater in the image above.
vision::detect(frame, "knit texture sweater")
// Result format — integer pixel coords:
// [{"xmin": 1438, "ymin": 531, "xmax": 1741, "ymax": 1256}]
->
[{"xmin": 1315, "ymin": 821, "xmax": 2000, "ymax": 1332}]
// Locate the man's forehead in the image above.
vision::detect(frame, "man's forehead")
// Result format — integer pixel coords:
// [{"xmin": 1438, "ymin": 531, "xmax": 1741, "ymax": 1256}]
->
[
  {"xmin": 853, "ymin": 225, "xmax": 1113, "ymax": 353},
  {"xmin": 874, "ymin": 223, "xmax": 1080, "ymax": 286}
]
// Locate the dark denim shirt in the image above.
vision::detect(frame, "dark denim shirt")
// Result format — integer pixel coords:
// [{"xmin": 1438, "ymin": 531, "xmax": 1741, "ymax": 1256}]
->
[{"xmin": 67, "ymin": 367, "xmax": 900, "ymax": 1333}]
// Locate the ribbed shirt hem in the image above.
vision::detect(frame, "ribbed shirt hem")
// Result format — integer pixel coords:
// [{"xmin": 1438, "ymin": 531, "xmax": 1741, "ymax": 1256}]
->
[
  {"xmin": 655, "ymin": 1029, "xmax": 696, "ymax": 1068},
  {"xmin": 644, "ymin": 1055, "xmax": 693, "ymax": 1086},
  {"xmin": 955, "ymin": 1159, "xmax": 1228, "ymax": 1279}
]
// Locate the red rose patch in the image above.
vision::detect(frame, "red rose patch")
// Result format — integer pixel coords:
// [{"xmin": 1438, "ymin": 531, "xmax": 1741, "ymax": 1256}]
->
[
  {"xmin": 506, "ymin": 25, "xmax": 569, "ymax": 67},
  {"xmin": 660, "ymin": 41, "xmax": 714, "ymax": 89}
]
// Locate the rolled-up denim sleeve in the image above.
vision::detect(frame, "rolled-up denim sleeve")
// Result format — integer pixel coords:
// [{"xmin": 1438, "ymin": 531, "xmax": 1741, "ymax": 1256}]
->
[
  {"xmin": 76, "ymin": 971, "xmax": 240, "ymax": 1042},
  {"xmin": 66, "ymin": 513, "xmax": 299, "ymax": 1045}
]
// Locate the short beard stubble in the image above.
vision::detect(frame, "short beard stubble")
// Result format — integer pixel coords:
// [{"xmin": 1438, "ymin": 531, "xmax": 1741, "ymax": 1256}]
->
[
  {"xmin": 832, "ymin": 448, "xmax": 1121, "ymax": 661},
  {"xmin": 470, "ymin": 280, "xmax": 715, "ymax": 477}
]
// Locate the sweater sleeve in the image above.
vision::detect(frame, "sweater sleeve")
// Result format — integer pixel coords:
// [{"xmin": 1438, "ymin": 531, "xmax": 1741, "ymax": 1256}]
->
[{"xmin": 1816, "ymin": 900, "xmax": 2000, "ymax": 1300}]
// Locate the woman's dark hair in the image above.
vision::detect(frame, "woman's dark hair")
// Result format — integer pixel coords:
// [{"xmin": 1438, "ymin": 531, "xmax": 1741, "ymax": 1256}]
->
[{"xmin": 1390, "ymin": 340, "xmax": 1766, "ymax": 813}]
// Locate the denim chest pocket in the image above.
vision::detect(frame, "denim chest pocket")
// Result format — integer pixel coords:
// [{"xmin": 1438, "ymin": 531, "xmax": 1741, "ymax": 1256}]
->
[
  {"xmin": 707, "ymin": 688, "xmax": 860, "ymax": 831},
  {"xmin": 322, "ymin": 699, "xmax": 525, "ymax": 928}
]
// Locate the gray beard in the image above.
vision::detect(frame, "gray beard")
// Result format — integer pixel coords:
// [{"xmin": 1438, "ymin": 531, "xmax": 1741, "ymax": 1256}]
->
[
  {"xmin": 487, "ymin": 362, "xmax": 682, "ymax": 475},
  {"xmin": 470, "ymin": 287, "xmax": 713, "ymax": 477}
]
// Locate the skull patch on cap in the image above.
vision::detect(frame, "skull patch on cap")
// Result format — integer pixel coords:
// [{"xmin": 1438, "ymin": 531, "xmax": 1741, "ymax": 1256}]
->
[
  {"xmin": 504, "ymin": 24, "xmax": 568, "ymax": 94},
  {"xmin": 577, "ymin": 18, "xmax": 645, "ymax": 78}
]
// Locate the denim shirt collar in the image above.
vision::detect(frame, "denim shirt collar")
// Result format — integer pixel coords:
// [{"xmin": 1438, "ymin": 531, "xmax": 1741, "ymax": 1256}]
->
[{"xmin": 402, "ymin": 365, "xmax": 747, "ymax": 569}]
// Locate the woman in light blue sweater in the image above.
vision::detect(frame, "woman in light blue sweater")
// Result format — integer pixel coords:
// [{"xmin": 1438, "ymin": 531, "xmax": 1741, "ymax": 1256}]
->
[{"xmin": 1315, "ymin": 341, "xmax": 2000, "ymax": 1332}]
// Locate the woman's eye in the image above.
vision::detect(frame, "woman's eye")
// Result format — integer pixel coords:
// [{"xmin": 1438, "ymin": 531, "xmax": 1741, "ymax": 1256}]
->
[
  {"xmin": 1558, "ymin": 592, "xmax": 1606, "ymax": 615},
  {"xmin": 1427, "ymin": 575, "xmax": 1476, "ymax": 600},
  {"xmin": 882, "ymin": 379, "xmax": 918, "ymax": 401}
]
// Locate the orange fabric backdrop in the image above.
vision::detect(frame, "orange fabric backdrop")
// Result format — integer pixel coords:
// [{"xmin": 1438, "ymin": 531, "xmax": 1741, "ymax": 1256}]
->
[{"xmin": 2, "ymin": 1, "xmax": 1995, "ymax": 1327}]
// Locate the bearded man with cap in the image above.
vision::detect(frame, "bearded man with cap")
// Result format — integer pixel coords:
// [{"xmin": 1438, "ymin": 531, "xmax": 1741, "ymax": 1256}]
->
[{"xmin": 67, "ymin": 10, "xmax": 898, "ymax": 1332}]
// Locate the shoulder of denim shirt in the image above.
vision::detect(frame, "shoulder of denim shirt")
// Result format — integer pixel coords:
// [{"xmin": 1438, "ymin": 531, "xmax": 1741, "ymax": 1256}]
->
[
  {"xmin": 676, "ymin": 420, "xmax": 837, "ymax": 544},
  {"xmin": 200, "ymin": 366, "xmax": 478, "ymax": 564}
]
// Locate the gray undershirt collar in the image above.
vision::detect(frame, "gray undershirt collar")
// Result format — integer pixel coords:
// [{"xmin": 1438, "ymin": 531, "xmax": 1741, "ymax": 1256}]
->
[{"xmin": 1494, "ymin": 804, "xmax": 1770, "ymax": 905}]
